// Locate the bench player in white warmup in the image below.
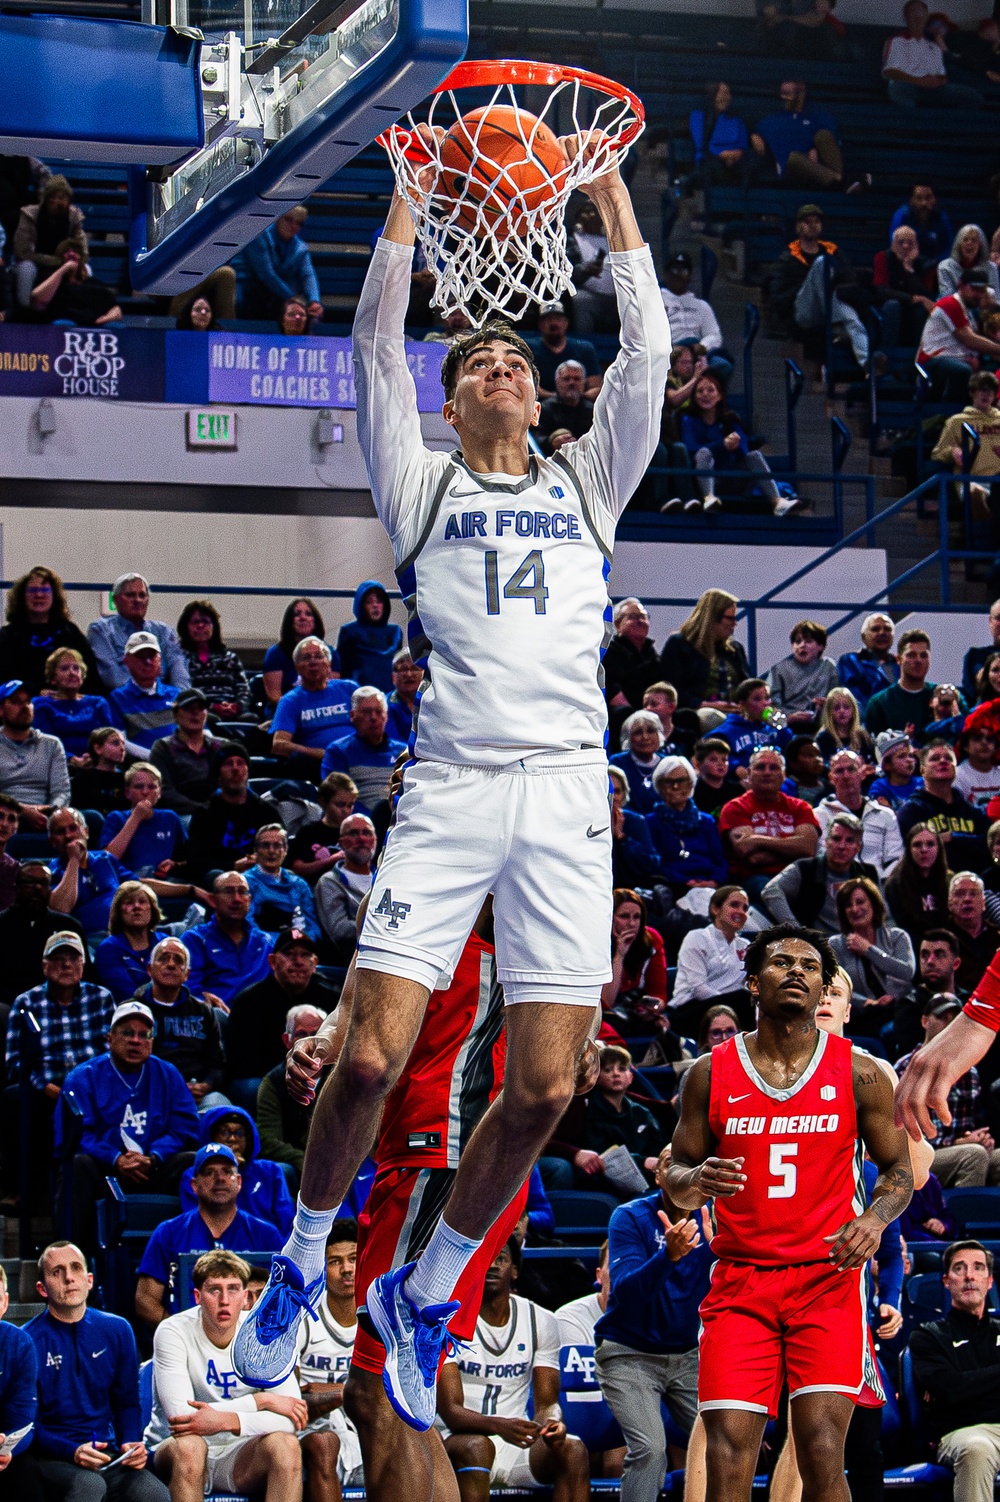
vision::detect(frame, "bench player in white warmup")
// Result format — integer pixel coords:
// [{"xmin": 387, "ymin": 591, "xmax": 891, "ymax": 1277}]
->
[{"xmin": 234, "ymin": 136, "xmax": 671, "ymax": 1426}]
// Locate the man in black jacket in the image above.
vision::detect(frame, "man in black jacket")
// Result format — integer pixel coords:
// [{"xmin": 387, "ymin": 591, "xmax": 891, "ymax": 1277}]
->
[
  {"xmin": 131, "ymin": 937, "xmax": 228, "ymax": 1111},
  {"xmin": 760, "ymin": 813, "xmax": 878, "ymax": 932},
  {"xmin": 185, "ymin": 741, "xmax": 282, "ymax": 879},
  {"xmin": 909, "ymin": 1239, "xmax": 1000, "ymax": 1501},
  {"xmin": 0, "ymin": 862, "xmax": 87, "ymax": 1008},
  {"xmin": 768, "ymin": 203, "xmax": 873, "ymax": 371},
  {"xmin": 224, "ymin": 928, "xmax": 336, "ymax": 1110}
]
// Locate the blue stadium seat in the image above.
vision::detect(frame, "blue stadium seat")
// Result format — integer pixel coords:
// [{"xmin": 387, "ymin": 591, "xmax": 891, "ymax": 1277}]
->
[
  {"xmin": 548, "ymin": 1191, "xmax": 620, "ymax": 1242},
  {"xmin": 943, "ymin": 1188, "xmax": 1000, "ymax": 1236},
  {"xmin": 559, "ymin": 1343, "xmax": 623, "ymax": 1454},
  {"xmin": 888, "ymin": 1347, "xmax": 952, "ymax": 1493}
]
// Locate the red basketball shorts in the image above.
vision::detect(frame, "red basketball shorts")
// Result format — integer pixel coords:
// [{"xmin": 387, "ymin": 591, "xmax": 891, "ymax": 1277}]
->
[
  {"xmin": 352, "ymin": 1164, "xmax": 529, "ymax": 1375},
  {"xmin": 698, "ymin": 1260, "xmax": 884, "ymax": 1417}
]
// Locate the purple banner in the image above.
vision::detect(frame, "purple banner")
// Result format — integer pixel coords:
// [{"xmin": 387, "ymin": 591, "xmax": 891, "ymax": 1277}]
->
[
  {"xmin": 206, "ymin": 332, "xmax": 446, "ymax": 410},
  {"xmin": 0, "ymin": 325, "xmax": 164, "ymax": 400}
]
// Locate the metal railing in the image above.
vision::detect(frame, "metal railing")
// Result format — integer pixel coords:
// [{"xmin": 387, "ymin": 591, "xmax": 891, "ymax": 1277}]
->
[
  {"xmin": 0, "ymin": 470, "xmax": 988, "ymax": 674},
  {"xmin": 638, "ymin": 471, "xmax": 994, "ymax": 671}
]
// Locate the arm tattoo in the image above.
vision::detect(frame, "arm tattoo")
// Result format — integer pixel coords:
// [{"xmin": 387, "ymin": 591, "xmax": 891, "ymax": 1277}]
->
[{"xmin": 869, "ymin": 1162, "xmax": 913, "ymax": 1226}]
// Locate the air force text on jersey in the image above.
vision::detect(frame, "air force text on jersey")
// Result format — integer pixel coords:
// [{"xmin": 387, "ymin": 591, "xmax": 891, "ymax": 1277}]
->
[{"xmin": 442, "ymin": 504, "xmax": 581, "ymax": 542}]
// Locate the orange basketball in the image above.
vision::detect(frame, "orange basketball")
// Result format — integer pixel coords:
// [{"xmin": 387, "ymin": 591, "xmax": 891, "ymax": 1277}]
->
[{"xmin": 437, "ymin": 105, "xmax": 567, "ymax": 237}]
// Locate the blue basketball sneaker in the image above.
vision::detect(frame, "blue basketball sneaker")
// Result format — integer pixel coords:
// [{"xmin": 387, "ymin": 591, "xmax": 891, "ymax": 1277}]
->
[
  {"xmin": 232, "ymin": 1255, "xmax": 325, "ymax": 1388},
  {"xmin": 366, "ymin": 1262, "xmax": 461, "ymax": 1431}
]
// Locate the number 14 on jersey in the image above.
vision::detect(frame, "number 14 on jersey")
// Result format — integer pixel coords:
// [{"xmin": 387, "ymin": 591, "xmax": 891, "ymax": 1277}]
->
[{"xmin": 484, "ymin": 550, "xmax": 549, "ymax": 615}]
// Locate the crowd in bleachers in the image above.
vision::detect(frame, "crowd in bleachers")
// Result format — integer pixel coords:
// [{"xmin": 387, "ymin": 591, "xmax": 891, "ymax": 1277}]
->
[{"xmin": 0, "ymin": 562, "xmax": 1000, "ymax": 1494}]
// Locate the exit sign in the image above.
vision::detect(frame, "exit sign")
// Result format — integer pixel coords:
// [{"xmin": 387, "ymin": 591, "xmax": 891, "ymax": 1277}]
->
[{"xmin": 187, "ymin": 409, "xmax": 237, "ymax": 449}]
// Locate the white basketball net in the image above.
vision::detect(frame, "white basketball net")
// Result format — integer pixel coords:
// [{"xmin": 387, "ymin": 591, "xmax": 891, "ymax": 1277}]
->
[{"xmin": 379, "ymin": 63, "xmax": 644, "ymax": 320}]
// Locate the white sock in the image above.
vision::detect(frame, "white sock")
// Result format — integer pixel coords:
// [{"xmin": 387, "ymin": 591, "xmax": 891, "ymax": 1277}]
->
[
  {"xmin": 404, "ymin": 1219, "xmax": 483, "ymax": 1310},
  {"xmin": 281, "ymin": 1198, "xmax": 339, "ymax": 1284}
]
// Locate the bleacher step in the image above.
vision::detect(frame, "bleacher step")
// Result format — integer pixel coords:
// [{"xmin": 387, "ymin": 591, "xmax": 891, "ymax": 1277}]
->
[{"xmin": 6, "ymin": 1302, "xmax": 44, "ymax": 1327}]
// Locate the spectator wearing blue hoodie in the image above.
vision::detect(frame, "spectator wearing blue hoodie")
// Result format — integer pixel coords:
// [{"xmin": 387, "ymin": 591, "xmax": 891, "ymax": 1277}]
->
[
  {"xmin": 57, "ymin": 1000, "xmax": 200, "ymax": 1254},
  {"xmin": 178, "ymin": 1104, "xmax": 295, "ymax": 1236},
  {"xmin": 715, "ymin": 677, "xmax": 793, "ymax": 772},
  {"xmin": 242, "ymin": 206, "xmax": 323, "ymax": 324},
  {"xmin": 244, "ymin": 823, "xmax": 321, "ymax": 942},
  {"xmin": 594, "ymin": 1148, "xmax": 714, "ymax": 1502},
  {"xmin": 0, "ymin": 1263, "xmax": 40, "ymax": 1501},
  {"xmin": 335, "ymin": 581, "xmax": 402, "ymax": 695},
  {"xmin": 647, "ymin": 756, "xmax": 728, "ymax": 893},
  {"xmin": 28, "ymin": 1241, "xmax": 162, "ymax": 1500},
  {"xmin": 320, "ymin": 687, "xmax": 406, "ymax": 815},
  {"xmin": 609, "ymin": 710, "xmax": 666, "ymax": 816}
]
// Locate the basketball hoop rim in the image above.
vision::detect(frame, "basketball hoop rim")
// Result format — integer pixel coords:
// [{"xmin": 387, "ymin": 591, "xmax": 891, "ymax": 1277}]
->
[
  {"xmin": 435, "ymin": 59, "xmax": 644, "ymax": 137},
  {"xmin": 377, "ymin": 57, "xmax": 644, "ymax": 161}
]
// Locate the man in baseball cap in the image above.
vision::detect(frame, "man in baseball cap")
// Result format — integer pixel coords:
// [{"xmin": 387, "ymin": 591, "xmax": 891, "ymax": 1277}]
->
[
  {"xmin": 768, "ymin": 202, "xmax": 876, "ymax": 375},
  {"xmin": 106, "ymin": 630, "xmax": 182, "ymax": 754},
  {"xmin": 136, "ymin": 1136, "xmax": 283, "ymax": 1326},
  {"xmin": 530, "ymin": 299, "xmax": 601, "ymax": 400},
  {"xmin": 57, "ymin": 996, "xmax": 201, "ymax": 1254},
  {"xmin": 659, "ymin": 250, "xmax": 730, "ymax": 379},
  {"xmin": 87, "ymin": 573, "xmax": 191, "ymax": 692},
  {"xmin": 0, "ymin": 679, "xmax": 70, "ymax": 830}
]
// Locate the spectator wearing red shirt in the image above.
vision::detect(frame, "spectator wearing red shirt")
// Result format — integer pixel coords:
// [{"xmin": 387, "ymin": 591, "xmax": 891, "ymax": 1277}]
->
[
  {"xmin": 717, "ymin": 745, "xmax": 820, "ymax": 899},
  {"xmin": 917, "ymin": 268, "xmax": 1000, "ymax": 400}
]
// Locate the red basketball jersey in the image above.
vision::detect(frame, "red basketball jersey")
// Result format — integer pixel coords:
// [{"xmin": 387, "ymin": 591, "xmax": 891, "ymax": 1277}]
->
[
  {"xmin": 707, "ymin": 1030, "xmax": 864, "ymax": 1266},
  {"xmin": 376, "ymin": 931, "xmax": 505, "ymax": 1173}
]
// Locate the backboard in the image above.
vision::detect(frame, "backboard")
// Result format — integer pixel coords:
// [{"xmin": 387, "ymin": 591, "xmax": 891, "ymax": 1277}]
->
[{"xmin": 128, "ymin": 0, "xmax": 468, "ymax": 293}]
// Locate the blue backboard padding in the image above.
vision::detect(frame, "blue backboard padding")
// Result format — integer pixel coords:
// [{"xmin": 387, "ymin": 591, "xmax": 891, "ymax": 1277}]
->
[
  {"xmin": 129, "ymin": 0, "xmax": 468, "ymax": 294},
  {"xmin": 0, "ymin": 15, "xmax": 203, "ymax": 164}
]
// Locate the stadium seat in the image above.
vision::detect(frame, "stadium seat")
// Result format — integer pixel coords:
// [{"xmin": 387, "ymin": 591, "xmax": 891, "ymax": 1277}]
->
[
  {"xmin": 889, "ymin": 1347, "xmax": 953, "ymax": 1493},
  {"xmin": 942, "ymin": 1188, "xmax": 1000, "ymax": 1236},
  {"xmin": 559, "ymin": 1343, "xmax": 624, "ymax": 1453},
  {"xmin": 548, "ymin": 1191, "xmax": 620, "ymax": 1241}
]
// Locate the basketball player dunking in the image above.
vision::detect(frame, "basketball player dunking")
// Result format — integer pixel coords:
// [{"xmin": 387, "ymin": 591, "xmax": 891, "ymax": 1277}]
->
[
  {"xmin": 668, "ymin": 925, "xmax": 913, "ymax": 1502},
  {"xmin": 235, "ymin": 135, "xmax": 671, "ymax": 1424},
  {"xmin": 280, "ymin": 899, "xmax": 600, "ymax": 1500}
]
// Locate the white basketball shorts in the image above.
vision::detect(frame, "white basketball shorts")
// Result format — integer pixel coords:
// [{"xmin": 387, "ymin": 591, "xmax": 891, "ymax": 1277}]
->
[{"xmin": 356, "ymin": 750, "xmax": 613, "ymax": 1002}]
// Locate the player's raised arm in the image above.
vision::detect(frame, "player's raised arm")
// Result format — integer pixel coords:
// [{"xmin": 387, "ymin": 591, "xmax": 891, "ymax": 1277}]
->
[
  {"xmin": 826, "ymin": 1054, "xmax": 912, "ymax": 1270},
  {"xmin": 666, "ymin": 1056, "xmax": 746, "ymax": 1210},
  {"xmin": 352, "ymin": 183, "xmax": 445, "ymax": 558},
  {"xmin": 560, "ymin": 146, "xmax": 672, "ymax": 533},
  {"xmin": 895, "ymin": 951, "xmax": 1000, "ymax": 1139}
]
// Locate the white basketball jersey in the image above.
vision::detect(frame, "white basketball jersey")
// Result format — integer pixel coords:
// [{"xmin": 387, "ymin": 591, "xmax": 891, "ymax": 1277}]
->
[
  {"xmin": 144, "ymin": 1307, "xmax": 301, "ymax": 1453},
  {"xmin": 454, "ymin": 1294, "xmax": 560, "ymax": 1421},
  {"xmin": 397, "ymin": 455, "xmax": 612, "ymax": 763},
  {"xmin": 353, "ymin": 237, "xmax": 672, "ymax": 768},
  {"xmin": 297, "ymin": 1302, "xmax": 357, "ymax": 1385},
  {"xmin": 296, "ymin": 1305, "xmax": 362, "ymax": 1473}
]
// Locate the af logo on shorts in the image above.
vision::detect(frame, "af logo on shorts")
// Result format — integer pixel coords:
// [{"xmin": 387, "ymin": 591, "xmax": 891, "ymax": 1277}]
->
[{"xmin": 375, "ymin": 889, "xmax": 412, "ymax": 928}]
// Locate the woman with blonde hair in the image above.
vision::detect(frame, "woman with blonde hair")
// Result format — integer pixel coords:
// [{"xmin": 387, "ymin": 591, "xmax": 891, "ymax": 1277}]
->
[
  {"xmin": 659, "ymin": 588, "xmax": 750, "ymax": 710},
  {"xmin": 95, "ymin": 880, "xmax": 167, "ymax": 1001},
  {"xmin": 815, "ymin": 686, "xmax": 874, "ymax": 763},
  {"xmin": 32, "ymin": 646, "xmax": 112, "ymax": 762}
]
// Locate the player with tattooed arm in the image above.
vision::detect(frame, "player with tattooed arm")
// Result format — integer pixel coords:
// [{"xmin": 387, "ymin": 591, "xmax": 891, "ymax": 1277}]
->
[{"xmin": 668, "ymin": 925, "xmax": 913, "ymax": 1502}]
